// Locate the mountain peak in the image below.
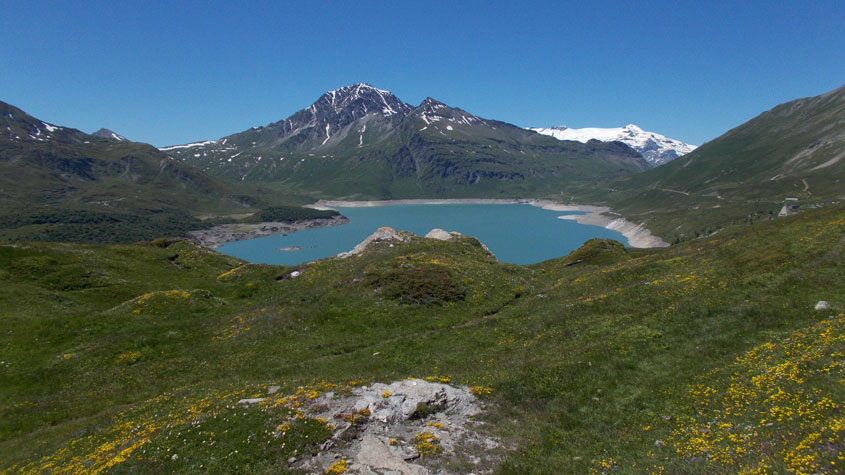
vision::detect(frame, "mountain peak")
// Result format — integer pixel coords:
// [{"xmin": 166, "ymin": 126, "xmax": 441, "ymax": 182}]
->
[
  {"xmin": 316, "ymin": 83, "xmax": 411, "ymax": 118},
  {"xmin": 330, "ymin": 83, "xmax": 387, "ymax": 96},
  {"xmin": 92, "ymin": 128, "xmax": 127, "ymax": 141},
  {"xmin": 420, "ymin": 97, "xmax": 445, "ymax": 106},
  {"xmin": 415, "ymin": 97, "xmax": 451, "ymax": 115},
  {"xmin": 1, "ymin": 100, "xmax": 90, "ymax": 144}
]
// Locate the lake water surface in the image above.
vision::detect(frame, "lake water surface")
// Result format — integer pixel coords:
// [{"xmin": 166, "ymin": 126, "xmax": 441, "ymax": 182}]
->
[{"xmin": 217, "ymin": 203, "xmax": 628, "ymax": 266}]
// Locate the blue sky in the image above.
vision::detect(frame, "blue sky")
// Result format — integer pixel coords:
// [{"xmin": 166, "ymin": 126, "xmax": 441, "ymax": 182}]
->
[{"xmin": 1, "ymin": 0, "xmax": 843, "ymax": 147}]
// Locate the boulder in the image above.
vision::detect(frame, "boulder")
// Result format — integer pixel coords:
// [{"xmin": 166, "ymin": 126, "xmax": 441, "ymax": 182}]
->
[
  {"xmin": 424, "ymin": 228, "xmax": 461, "ymax": 241},
  {"xmin": 357, "ymin": 436, "xmax": 428, "ymax": 475},
  {"xmin": 337, "ymin": 227, "xmax": 412, "ymax": 258}
]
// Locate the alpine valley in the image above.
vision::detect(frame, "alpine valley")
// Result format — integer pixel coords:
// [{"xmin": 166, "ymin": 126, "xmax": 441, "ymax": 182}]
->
[{"xmin": 0, "ymin": 83, "xmax": 843, "ymax": 474}]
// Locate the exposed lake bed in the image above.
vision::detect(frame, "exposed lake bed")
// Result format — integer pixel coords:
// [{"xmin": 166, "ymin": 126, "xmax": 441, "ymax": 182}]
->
[{"xmin": 213, "ymin": 200, "xmax": 667, "ymax": 266}]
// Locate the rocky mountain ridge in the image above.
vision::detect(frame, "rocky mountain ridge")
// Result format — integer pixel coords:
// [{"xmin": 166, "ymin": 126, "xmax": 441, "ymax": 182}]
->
[{"xmin": 160, "ymin": 84, "xmax": 649, "ymax": 199}]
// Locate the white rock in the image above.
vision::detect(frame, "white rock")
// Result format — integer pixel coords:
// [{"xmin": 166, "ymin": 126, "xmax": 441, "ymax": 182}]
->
[
  {"xmin": 237, "ymin": 397, "xmax": 265, "ymax": 405},
  {"xmin": 424, "ymin": 228, "xmax": 461, "ymax": 240},
  {"xmin": 337, "ymin": 227, "xmax": 411, "ymax": 258},
  {"xmin": 815, "ymin": 300, "xmax": 830, "ymax": 310},
  {"xmin": 357, "ymin": 436, "xmax": 429, "ymax": 475},
  {"xmin": 284, "ymin": 378, "xmax": 498, "ymax": 473}
]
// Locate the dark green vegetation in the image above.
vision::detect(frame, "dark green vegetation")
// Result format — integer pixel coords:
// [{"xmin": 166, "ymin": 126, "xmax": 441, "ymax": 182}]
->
[
  {"xmin": 1, "ymin": 204, "xmax": 841, "ymax": 473},
  {"xmin": 0, "ymin": 101, "xmax": 338, "ymax": 244},
  {"xmin": 245, "ymin": 205, "xmax": 339, "ymax": 224},
  {"xmin": 163, "ymin": 84, "xmax": 648, "ymax": 200},
  {"xmin": 589, "ymin": 86, "xmax": 845, "ymax": 242}
]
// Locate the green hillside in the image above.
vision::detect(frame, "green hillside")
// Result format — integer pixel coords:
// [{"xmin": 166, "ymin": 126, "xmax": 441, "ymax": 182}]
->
[
  {"xmin": 1, "ymin": 204, "xmax": 841, "ymax": 473},
  {"xmin": 587, "ymin": 86, "xmax": 845, "ymax": 241},
  {"xmin": 0, "ymin": 101, "xmax": 335, "ymax": 244}
]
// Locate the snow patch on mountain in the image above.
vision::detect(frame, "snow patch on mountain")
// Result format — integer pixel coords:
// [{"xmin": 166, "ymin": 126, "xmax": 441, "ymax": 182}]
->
[
  {"xmin": 159, "ymin": 140, "xmax": 218, "ymax": 151},
  {"xmin": 415, "ymin": 97, "xmax": 486, "ymax": 129},
  {"xmin": 529, "ymin": 124, "xmax": 696, "ymax": 166},
  {"xmin": 322, "ymin": 83, "xmax": 411, "ymax": 118}
]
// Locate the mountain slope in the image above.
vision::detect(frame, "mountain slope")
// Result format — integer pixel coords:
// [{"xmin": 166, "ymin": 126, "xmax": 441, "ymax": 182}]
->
[
  {"xmin": 592, "ymin": 86, "xmax": 845, "ymax": 241},
  {"xmin": 529, "ymin": 124, "xmax": 697, "ymax": 166},
  {"xmin": 0, "ymin": 100, "xmax": 326, "ymax": 243},
  {"xmin": 162, "ymin": 84, "xmax": 649, "ymax": 199}
]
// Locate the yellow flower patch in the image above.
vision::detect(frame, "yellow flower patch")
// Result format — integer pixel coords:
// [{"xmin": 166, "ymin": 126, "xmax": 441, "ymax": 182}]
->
[{"xmin": 668, "ymin": 315, "xmax": 844, "ymax": 473}]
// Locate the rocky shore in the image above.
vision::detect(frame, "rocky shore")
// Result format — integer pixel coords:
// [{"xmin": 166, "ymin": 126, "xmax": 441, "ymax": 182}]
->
[
  {"xmin": 556, "ymin": 212, "xmax": 670, "ymax": 248},
  {"xmin": 535, "ymin": 202, "xmax": 670, "ymax": 248},
  {"xmin": 187, "ymin": 215, "xmax": 349, "ymax": 248}
]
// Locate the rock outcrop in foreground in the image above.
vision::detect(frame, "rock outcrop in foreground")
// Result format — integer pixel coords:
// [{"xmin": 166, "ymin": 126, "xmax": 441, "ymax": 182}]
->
[{"xmin": 275, "ymin": 379, "xmax": 500, "ymax": 473}]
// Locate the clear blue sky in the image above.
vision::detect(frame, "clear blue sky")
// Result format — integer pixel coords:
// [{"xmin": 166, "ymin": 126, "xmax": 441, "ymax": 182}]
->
[{"xmin": 1, "ymin": 0, "xmax": 843, "ymax": 147}]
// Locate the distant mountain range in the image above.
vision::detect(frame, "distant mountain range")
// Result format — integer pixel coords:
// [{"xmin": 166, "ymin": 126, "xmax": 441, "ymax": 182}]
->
[
  {"xmin": 161, "ymin": 83, "xmax": 649, "ymax": 199},
  {"xmin": 528, "ymin": 124, "xmax": 697, "ymax": 166}
]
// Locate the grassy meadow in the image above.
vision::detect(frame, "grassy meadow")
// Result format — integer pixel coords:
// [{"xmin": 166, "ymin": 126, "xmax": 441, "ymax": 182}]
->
[{"xmin": 0, "ymin": 204, "xmax": 842, "ymax": 473}]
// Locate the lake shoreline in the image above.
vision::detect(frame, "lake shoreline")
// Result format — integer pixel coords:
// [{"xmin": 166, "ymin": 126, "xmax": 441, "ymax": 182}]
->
[
  {"xmin": 187, "ymin": 215, "xmax": 349, "ymax": 248},
  {"xmin": 308, "ymin": 199, "xmax": 670, "ymax": 248}
]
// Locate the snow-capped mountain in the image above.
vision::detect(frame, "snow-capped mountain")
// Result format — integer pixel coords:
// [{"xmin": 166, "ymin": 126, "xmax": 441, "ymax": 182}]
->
[
  {"xmin": 528, "ymin": 124, "xmax": 696, "ymax": 166},
  {"xmin": 159, "ymin": 83, "xmax": 648, "ymax": 194},
  {"xmin": 267, "ymin": 83, "xmax": 412, "ymax": 146}
]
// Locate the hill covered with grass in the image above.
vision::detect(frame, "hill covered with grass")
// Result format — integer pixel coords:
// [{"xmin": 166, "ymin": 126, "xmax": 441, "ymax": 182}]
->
[
  {"xmin": 1, "ymin": 203, "xmax": 841, "ymax": 473},
  {"xmin": 581, "ymin": 86, "xmax": 844, "ymax": 242},
  {"xmin": 0, "ymin": 100, "xmax": 340, "ymax": 244}
]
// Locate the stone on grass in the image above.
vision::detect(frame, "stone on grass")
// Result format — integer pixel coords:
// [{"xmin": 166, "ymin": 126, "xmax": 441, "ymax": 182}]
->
[
  {"xmin": 337, "ymin": 227, "xmax": 412, "ymax": 258},
  {"xmin": 424, "ymin": 228, "xmax": 461, "ymax": 241},
  {"xmin": 290, "ymin": 378, "xmax": 499, "ymax": 474},
  {"xmin": 237, "ymin": 397, "xmax": 265, "ymax": 405},
  {"xmin": 357, "ymin": 436, "xmax": 428, "ymax": 475}
]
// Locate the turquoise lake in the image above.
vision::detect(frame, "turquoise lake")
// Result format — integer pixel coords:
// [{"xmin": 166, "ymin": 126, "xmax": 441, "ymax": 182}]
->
[{"xmin": 217, "ymin": 203, "xmax": 628, "ymax": 266}]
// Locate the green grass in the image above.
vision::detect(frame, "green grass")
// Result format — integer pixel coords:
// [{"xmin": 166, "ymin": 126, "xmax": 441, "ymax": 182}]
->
[
  {"xmin": 0, "ymin": 205, "xmax": 842, "ymax": 473},
  {"xmin": 585, "ymin": 86, "xmax": 845, "ymax": 243}
]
